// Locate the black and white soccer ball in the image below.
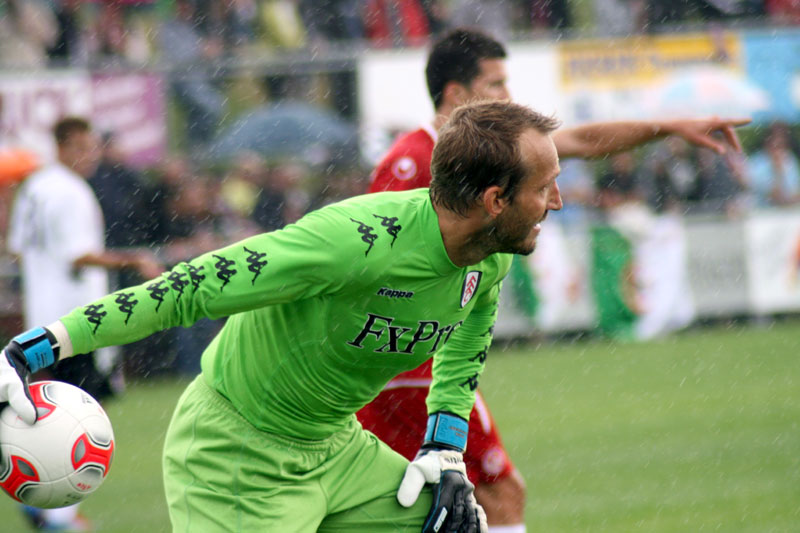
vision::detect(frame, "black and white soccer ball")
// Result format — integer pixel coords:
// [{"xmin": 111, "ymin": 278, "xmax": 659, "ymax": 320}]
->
[{"xmin": 0, "ymin": 380, "xmax": 114, "ymax": 508}]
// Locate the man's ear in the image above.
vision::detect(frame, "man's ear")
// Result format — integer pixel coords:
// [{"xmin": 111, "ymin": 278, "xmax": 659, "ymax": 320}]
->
[
  {"xmin": 442, "ymin": 81, "xmax": 470, "ymax": 107},
  {"xmin": 480, "ymin": 186, "xmax": 509, "ymax": 219}
]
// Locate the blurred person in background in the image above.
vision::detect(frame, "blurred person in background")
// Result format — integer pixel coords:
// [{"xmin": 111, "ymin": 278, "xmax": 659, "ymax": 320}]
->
[
  {"xmin": 746, "ymin": 122, "xmax": 800, "ymax": 208},
  {"xmin": 689, "ymin": 137, "xmax": 750, "ymax": 216},
  {"xmin": 47, "ymin": 0, "xmax": 86, "ymax": 66},
  {"xmin": 115, "ymin": 155, "xmax": 195, "ymax": 379},
  {"xmin": 590, "ymin": 167, "xmax": 643, "ymax": 341},
  {"xmin": 363, "ymin": 0, "xmax": 432, "ymax": 47},
  {"xmin": 299, "ymin": 0, "xmax": 365, "ymax": 45},
  {"xmin": 90, "ymin": 132, "xmax": 157, "ymax": 257},
  {"xmin": 645, "ymin": 137, "xmax": 697, "ymax": 214},
  {"xmin": 592, "ymin": 0, "xmax": 648, "ymax": 36},
  {"xmin": 307, "ymin": 163, "xmax": 371, "ymax": 211},
  {"xmin": 157, "ymin": 173, "xmax": 230, "ymax": 377},
  {"xmin": 765, "ymin": 0, "xmax": 800, "ymax": 24},
  {"xmin": 158, "ymin": 0, "xmax": 227, "ymax": 146},
  {"xmin": 447, "ymin": 0, "xmax": 515, "ymax": 40},
  {"xmin": 594, "ymin": 152, "xmax": 695, "ymax": 341},
  {"xmin": 526, "ymin": 0, "xmax": 572, "ymax": 30},
  {"xmin": 0, "ymin": 0, "xmax": 57, "ymax": 68},
  {"xmin": 251, "ymin": 160, "xmax": 310, "ymax": 231},
  {"xmin": 7, "ymin": 117, "xmax": 162, "ymax": 531},
  {"xmin": 361, "ymin": 27, "xmax": 748, "ymax": 532},
  {"xmin": 218, "ymin": 151, "xmax": 270, "ymax": 237},
  {"xmin": 548, "ymin": 158, "xmax": 595, "ymax": 229},
  {"xmin": 92, "ymin": 0, "xmax": 153, "ymax": 63},
  {"xmin": 194, "ymin": 0, "xmax": 258, "ymax": 52}
]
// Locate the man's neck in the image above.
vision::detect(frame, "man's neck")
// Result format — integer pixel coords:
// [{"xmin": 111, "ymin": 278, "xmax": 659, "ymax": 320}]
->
[{"xmin": 433, "ymin": 201, "xmax": 493, "ymax": 267}]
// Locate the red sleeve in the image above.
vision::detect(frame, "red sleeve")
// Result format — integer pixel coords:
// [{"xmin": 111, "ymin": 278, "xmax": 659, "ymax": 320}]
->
[{"xmin": 367, "ymin": 130, "xmax": 434, "ymax": 193}]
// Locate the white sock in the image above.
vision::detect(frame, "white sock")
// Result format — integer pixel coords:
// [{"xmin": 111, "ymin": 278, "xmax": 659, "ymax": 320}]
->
[
  {"xmin": 488, "ymin": 525, "xmax": 526, "ymax": 533},
  {"xmin": 42, "ymin": 503, "xmax": 79, "ymax": 525}
]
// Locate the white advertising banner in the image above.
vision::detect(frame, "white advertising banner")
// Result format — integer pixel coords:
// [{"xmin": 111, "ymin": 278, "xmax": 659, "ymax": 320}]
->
[
  {"xmin": 744, "ymin": 209, "xmax": 800, "ymax": 313},
  {"xmin": 556, "ymin": 32, "xmax": 746, "ymax": 125},
  {"xmin": 685, "ymin": 217, "xmax": 751, "ymax": 317},
  {"xmin": 0, "ymin": 70, "xmax": 166, "ymax": 169},
  {"xmin": 634, "ymin": 215, "xmax": 695, "ymax": 340},
  {"xmin": 529, "ymin": 222, "xmax": 595, "ymax": 332},
  {"xmin": 0, "ymin": 71, "xmax": 92, "ymax": 163}
]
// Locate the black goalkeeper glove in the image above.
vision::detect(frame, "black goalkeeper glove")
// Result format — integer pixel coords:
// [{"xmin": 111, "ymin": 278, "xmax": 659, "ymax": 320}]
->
[
  {"xmin": 0, "ymin": 327, "xmax": 60, "ymax": 424},
  {"xmin": 396, "ymin": 412, "xmax": 488, "ymax": 533}
]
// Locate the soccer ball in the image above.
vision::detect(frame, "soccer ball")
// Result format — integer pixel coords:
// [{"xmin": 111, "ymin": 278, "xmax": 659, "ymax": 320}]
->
[{"xmin": 0, "ymin": 380, "xmax": 114, "ymax": 508}]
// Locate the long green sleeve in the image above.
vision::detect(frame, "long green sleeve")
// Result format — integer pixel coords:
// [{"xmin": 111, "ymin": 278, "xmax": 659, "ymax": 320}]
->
[{"xmin": 59, "ymin": 189, "xmax": 511, "ymax": 439}]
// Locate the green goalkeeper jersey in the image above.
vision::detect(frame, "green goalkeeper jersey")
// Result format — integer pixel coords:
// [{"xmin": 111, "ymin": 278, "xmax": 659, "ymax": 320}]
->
[{"xmin": 59, "ymin": 189, "xmax": 511, "ymax": 440}]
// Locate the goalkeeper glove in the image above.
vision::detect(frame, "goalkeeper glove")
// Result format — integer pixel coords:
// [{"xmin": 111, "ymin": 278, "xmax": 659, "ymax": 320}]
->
[
  {"xmin": 397, "ymin": 412, "xmax": 488, "ymax": 533},
  {"xmin": 0, "ymin": 327, "xmax": 60, "ymax": 425}
]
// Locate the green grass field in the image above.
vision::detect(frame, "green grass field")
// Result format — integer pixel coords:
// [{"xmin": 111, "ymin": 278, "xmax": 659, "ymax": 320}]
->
[{"xmin": 2, "ymin": 319, "xmax": 798, "ymax": 532}]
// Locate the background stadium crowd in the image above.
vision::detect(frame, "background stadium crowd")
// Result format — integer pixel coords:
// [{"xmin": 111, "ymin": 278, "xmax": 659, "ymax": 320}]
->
[
  {"xmin": 2, "ymin": 0, "xmax": 800, "ymax": 69},
  {"xmin": 0, "ymin": 0, "xmax": 799, "ymax": 379}
]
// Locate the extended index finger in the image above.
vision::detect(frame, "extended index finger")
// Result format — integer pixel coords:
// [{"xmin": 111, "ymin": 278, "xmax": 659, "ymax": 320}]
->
[{"xmin": 717, "ymin": 117, "xmax": 752, "ymax": 128}]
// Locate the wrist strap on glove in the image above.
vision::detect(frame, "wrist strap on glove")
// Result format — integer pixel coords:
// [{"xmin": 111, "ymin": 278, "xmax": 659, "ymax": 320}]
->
[
  {"xmin": 7, "ymin": 327, "xmax": 60, "ymax": 373},
  {"xmin": 424, "ymin": 412, "xmax": 468, "ymax": 452}
]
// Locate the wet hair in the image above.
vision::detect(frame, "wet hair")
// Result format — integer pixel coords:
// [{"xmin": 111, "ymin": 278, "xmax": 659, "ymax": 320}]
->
[
  {"xmin": 426, "ymin": 28, "xmax": 507, "ymax": 109},
  {"xmin": 430, "ymin": 100, "xmax": 560, "ymax": 217},
  {"xmin": 53, "ymin": 117, "xmax": 91, "ymax": 146}
]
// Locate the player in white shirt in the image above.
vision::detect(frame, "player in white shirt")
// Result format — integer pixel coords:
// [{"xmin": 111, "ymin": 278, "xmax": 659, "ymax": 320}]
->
[{"xmin": 7, "ymin": 116, "xmax": 162, "ymax": 531}]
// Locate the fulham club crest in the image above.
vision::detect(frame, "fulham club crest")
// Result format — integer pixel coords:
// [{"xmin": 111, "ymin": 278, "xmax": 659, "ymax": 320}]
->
[{"xmin": 460, "ymin": 270, "xmax": 482, "ymax": 308}]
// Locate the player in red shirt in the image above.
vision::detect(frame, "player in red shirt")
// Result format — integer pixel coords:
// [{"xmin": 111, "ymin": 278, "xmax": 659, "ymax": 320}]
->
[{"xmin": 359, "ymin": 28, "xmax": 748, "ymax": 532}]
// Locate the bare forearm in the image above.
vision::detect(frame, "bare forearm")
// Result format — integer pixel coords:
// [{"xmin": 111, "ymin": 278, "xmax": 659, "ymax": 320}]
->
[
  {"xmin": 74, "ymin": 250, "xmax": 143, "ymax": 270},
  {"xmin": 553, "ymin": 122, "xmax": 670, "ymax": 159},
  {"xmin": 553, "ymin": 117, "xmax": 749, "ymax": 159},
  {"xmin": 73, "ymin": 249, "xmax": 164, "ymax": 279}
]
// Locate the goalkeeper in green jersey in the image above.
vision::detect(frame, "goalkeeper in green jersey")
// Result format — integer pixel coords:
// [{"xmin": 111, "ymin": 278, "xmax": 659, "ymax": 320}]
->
[{"xmin": 0, "ymin": 100, "xmax": 562, "ymax": 533}]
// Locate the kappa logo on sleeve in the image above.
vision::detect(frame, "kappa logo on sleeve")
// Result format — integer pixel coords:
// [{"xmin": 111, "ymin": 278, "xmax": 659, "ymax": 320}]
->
[
  {"xmin": 167, "ymin": 271, "xmax": 189, "ymax": 303},
  {"xmin": 372, "ymin": 214, "xmax": 402, "ymax": 246},
  {"xmin": 113, "ymin": 292, "xmax": 138, "ymax": 325},
  {"xmin": 83, "ymin": 304, "xmax": 107, "ymax": 334},
  {"xmin": 469, "ymin": 345, "xmax": 489, "ymax": 364},
  {"xmin": 350, "ymin": 218, "xmax": 378, "ymax": 256},
  {"xmin": 186, "ymin": 263, "xmax": 206, "ymax": 290},
  {"xmin": 460, "ymin": 271, "xmax": 482, "ymax": 308},
  {"xmin": 146, "ymin": 280, "xmax": 169, "ymax": 311},
  {"xmin": 243, "ymin": 246, "xmax": 267, "ymax": 284},
  {"xmin": 212, "ymin": 255, "xmax": 238, "ymax": 291}
]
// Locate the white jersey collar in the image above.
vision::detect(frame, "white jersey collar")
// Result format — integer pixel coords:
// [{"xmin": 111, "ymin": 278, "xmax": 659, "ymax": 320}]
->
[{"xmin": 421, "ymin": 122, "xmax": 438, "ymax": 143}]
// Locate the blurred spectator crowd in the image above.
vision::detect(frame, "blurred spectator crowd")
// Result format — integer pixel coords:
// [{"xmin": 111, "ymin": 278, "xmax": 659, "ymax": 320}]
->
[
  {"xmin": 0, "ymin": 0, "xmax": 799, "ymax": 70},
  {"xmin": 1, "ymin": 0, "xmax": 799, "ymax": 372},
  {"xmin": 556, "ymin": 120, "xmax": 800, "ymax": 226},
  {"xmin": 87, "ymin": 136, "xmax": 368, "ymax": 377}
]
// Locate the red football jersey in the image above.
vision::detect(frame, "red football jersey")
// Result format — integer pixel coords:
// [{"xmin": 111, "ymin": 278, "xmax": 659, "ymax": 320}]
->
[{"xmin": 367, "ymin": 125, "xmax": 436, "ymax": 193}]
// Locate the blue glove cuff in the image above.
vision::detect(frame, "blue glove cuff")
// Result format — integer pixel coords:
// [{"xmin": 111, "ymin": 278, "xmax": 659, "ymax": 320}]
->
[
  {"xmin": 11, "ymin": 327, "xmax": 57, "ymax": 373},
  {"xmin": 424, "ymin": 412, "xmax": 468, "ymax": 452}
]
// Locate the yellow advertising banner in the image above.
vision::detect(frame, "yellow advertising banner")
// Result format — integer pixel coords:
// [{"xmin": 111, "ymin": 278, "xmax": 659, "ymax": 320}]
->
[{"xmin": 560, "ymin": 32, "xmax": 742, "ymax": 89}]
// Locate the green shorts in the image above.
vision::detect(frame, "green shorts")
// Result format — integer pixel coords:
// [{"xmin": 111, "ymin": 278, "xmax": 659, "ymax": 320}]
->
[{"xmin": 162, "ymin": 376, "xmax": 432, "ymax": 532}]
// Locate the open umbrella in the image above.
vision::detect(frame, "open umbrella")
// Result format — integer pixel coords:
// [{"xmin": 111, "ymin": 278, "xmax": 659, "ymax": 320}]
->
[
  {"xmin": 207, "ymin": 101, "xmax": 360, "ymax": 167},
  {"xmin": 647, "ymin": 66, "xmax": 770, "ymax": 118}
]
